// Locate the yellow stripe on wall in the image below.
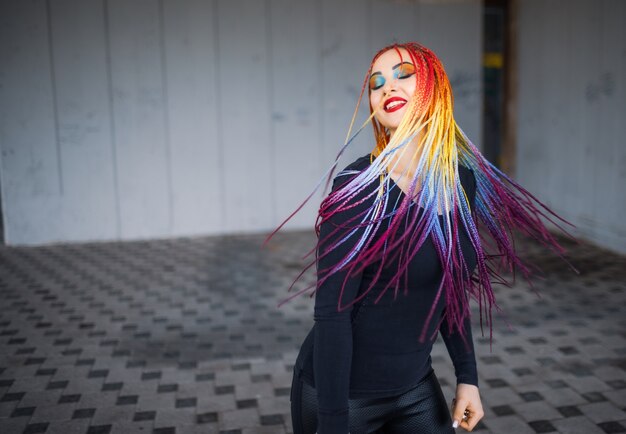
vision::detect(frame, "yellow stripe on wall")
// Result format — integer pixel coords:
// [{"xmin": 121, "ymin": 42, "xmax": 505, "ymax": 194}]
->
[{"xmin": 483, "ymin": 52, "xmax": 503, "ymax": 68}]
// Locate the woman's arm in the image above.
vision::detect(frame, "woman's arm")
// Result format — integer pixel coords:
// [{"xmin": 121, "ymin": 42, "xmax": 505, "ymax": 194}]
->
[
  {"xmin": 440, "ymin": 315, "xmax": 478, "ymax": 386},
  {"xmin": 445, "ymin": 164, "xmax": 483, "ymax": 431},
  {"xmin": 313, "ymin": 171, "xmax": 373, "ymax": 434},
  {"xmin": 441, "ymin": 308, "xmax": 483, "ymax": 431}
]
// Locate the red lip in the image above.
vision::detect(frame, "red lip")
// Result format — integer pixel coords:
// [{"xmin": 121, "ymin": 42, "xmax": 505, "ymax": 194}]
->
[{"xmin": 383, "ymin": 97, "xmax": 407, "ymax": 113}]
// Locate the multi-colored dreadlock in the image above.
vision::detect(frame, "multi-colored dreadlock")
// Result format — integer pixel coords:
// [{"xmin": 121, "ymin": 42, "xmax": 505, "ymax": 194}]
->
[{"xmin": 264, "ymin": 42, "xmax": 577, "ymax": 342}]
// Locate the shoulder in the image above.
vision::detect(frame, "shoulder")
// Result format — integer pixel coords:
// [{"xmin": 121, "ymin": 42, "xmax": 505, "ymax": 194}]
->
[
  {"xmin": 458, "ymin": 164, "xmax": 474, "ymax": 180},
  {"xmin": 331, "ymin": 153, "xmax": 373, "ymax": 191},
  {"xmin": 322, "ymin": 153, "xmax": 375, "ymax": 219},
  {"xmin": 458, "ymin": 164, "xmax": 476, "ymax": 191},
  {"xmin": 336, "ymin": 153, "xmax": 372, "ymax": 177},
  {"xmin": 458, "ymin": 164, "xmax": 477, "ymax": 206}
]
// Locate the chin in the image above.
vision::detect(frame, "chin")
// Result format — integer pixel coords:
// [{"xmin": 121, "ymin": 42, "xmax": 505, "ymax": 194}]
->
[
  {"xmin": 381, "ymin": 120, "xmax": 402, "ymax": 132},
  {"xmin": 381, "ymin": 114, "xmax": 406, "ymax": 131}
]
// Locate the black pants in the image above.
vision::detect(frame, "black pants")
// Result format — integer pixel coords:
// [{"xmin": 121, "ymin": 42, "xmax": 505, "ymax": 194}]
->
[{"xmin": 290, "ymin": 369, "xmax": 455, "ymax": 434}]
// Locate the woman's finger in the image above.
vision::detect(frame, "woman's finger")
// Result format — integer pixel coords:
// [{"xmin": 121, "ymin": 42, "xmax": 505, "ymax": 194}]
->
[
  {"xmin": 461, "ymin": 407, "xmax": 484, "ymax": 431},
  {"xmin": 451, "ymin": 398, "xmax": 470, "ymax": 428}
]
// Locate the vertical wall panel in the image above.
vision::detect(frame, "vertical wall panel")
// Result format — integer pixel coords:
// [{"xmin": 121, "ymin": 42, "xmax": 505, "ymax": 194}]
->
[
  {"xmin": 517, "ymin": 0, "xmax": 626, "ymax": 253},
  {"xmin": 320, "ymin": 0, "xmax": 372, "ymax": 169},
  {"xmin": 269, "ymin": 0, "xmax": 321, "ymax": 229},
  {"xmin": 566, "ymin": 0, "xmax": 599, "ymax": 224},
  {"xmin": 417, "ymin": 0, "xmax": 483, "ymax": 147},
  {"xmin": 0, "ymin": 0, "xmax": 60, "ymax": 241},
  {"xmin": 49, "ymin": 0, "xmax": 118, "ymax": 241},
  {"xmin": 0, "ymin": 0, "xmax": 486, "ymax": 245},
  {"xmin": 595, "ymin": 0, "xmax": 626, "ymax": 242},
  {"xmin": 516, "ymin": 0, "xmax": 545, "ymax": 193},
  {"xmin": 162, "ymin": 0, "xmax": 222, "ymax": 235},
  {"xmin": 216, "ymin": 0, "xmax": 273, "ymax": 232},
  {"xmin": 541, "ymin": 0, "xmax": 568, "ymax": 210},
  {"xmin": 107, "ymin": 0, "xmax": 171, "ymax": 238},
  {"xmin": 564, "ymin": 0, "xmax": 586, "ymax": 220}
]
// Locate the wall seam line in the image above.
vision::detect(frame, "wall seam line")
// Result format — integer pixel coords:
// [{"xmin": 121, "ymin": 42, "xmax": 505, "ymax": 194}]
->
[
  {"xmin": 45, "ymin": 0, "xmax": 63, "ymax": 195},
  {"xmin": 103, "ymin": 0, "xmax": 122, "ymax": 238},
  {"xmin": 158, "ymin": 0, "xmax": 174, "ymax": 235},
  {"xmin": 266, "ymin": 0, "xmax": 276, "ymax": 229},
  {"xmin": 213, "ymin": 0, "xmax": 225, "ymax": 232}
]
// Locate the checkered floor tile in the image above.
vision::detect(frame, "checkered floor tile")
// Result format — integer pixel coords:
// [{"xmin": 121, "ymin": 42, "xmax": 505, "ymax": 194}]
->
[{"xmin": 0, "ymin": 230, "xmax": 625, "ymax": 433}]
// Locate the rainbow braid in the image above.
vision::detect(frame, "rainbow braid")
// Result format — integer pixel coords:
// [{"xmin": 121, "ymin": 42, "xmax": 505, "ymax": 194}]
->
[{"xmin": 264, "ymin": 42, "xmax": 577, "ymax": 342}]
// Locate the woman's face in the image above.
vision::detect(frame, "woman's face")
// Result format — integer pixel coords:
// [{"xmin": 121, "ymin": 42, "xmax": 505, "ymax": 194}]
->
[{"xmin": 368, "ymin": 47, "xmax": 417, "ymax": 135}]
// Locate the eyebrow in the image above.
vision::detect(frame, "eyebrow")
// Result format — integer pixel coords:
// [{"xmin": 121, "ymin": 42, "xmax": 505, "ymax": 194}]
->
[
  {"xmin": 370, "ymin": 62, "xmax": 414, "ymax": 78},
  {"xmin": 392, "ymin": 61, "xmax": 413, "ymax": 69}
]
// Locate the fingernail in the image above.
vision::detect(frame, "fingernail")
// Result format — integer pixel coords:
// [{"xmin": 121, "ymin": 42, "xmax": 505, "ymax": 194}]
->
[{"xmin": 452, "ymin": 420, "xmax": 459, "ymax": 428}]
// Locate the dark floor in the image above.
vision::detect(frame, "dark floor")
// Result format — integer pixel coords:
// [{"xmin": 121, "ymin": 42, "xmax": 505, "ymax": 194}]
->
[{"xmin": 0, "ymin": 230, "xmax": 625, "ymax": 434}]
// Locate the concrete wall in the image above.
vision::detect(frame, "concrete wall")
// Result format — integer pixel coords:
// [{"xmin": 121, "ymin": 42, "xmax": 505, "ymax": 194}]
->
[
  {"xmin": 0, "ymin": 0, "xmax": 482, "ymax": 245},
  {"xmin": 516, "ymin": 0, "xmax": 626, "ymax": 254}
]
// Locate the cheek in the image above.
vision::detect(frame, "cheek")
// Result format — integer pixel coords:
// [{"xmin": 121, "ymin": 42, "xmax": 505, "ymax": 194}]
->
[
  {"xmin": 370, "ymin": 91, "xmax": 385, "ymax": 112},
  {"xmin": 404, "ymin": 79, "xmax": 417, "ymax": 100},
  {"xmin": 369, "ymin": 92, "xmax": 377, "ymax": 108}
]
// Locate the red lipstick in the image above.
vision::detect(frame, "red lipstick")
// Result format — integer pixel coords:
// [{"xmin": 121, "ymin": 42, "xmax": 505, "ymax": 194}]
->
[{"xmin": 383, "ymin": 97, "xmax": 407, "ymax": 113}]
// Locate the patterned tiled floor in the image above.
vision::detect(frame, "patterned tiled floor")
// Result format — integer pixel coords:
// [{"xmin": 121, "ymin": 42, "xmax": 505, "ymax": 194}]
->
[{"xmin": 0, "ymin": 230, "xmax": 625, "ymax": 434}]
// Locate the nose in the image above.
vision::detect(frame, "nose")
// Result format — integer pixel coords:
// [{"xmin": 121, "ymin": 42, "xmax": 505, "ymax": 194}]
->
[{"xmin": 382, "ymin": 76, "xmax": 397, "ymax": 96}]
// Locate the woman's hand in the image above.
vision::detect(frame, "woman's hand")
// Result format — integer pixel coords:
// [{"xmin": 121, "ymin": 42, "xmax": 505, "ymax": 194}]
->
[{"xmin": 451, "ymin": 383, "xmax": 484, "ymax": 431}]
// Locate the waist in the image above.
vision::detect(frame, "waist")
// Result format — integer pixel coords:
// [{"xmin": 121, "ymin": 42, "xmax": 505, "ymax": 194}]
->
[
  {"xmin": 298, "ymin": 354, "xmax": 434, "ymax": 399},
  {"xmin": 348, "ymin": 367, "xmax": 437, "ymax": 400}
]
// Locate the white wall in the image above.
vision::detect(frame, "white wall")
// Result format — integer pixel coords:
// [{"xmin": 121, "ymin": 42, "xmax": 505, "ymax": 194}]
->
[
  {"xmin": 516, "ymin": 0, "xmax": 626, "ymax": 254},
  {"xmin": 0, "ymin": 0, "xmax": 482, "ymax": 245}
]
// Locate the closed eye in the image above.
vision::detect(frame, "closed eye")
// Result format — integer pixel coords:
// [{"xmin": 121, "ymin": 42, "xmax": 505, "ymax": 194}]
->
[
  {"xmin": 394, "ymin": 62, "xmax": 416, "ymax": 79},
  {"xmin": 369, "ymin": 74, "xmax": 385, "ymax": 91}
]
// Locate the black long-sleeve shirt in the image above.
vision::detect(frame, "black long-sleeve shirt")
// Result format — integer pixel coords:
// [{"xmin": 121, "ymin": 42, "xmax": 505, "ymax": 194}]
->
[{"xmin": 293, "ymin": 153, "xmax": 479, "ymax": 434}]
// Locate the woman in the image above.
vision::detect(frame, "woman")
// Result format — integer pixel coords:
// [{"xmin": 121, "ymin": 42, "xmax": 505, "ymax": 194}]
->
[{"xmin": 267, "ymin": 42, "xmax": 574, "ymax": 434}]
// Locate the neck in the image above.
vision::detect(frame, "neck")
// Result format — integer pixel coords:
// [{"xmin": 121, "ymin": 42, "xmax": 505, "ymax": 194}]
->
[{"xmin": 386, "ymin": 129, "xmax": 424, "ymax": 179}]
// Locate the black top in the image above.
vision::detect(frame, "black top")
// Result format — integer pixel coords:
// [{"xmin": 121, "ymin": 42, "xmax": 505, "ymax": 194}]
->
[{"xmin": 293, "ymin": 153, "xmax": 480, "ymax": 434}]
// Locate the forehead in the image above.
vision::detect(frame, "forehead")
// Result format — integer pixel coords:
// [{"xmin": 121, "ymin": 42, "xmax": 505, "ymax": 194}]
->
[{"xmin": 371, "ymin": 48, "xmax": 411, "ymax": 71}]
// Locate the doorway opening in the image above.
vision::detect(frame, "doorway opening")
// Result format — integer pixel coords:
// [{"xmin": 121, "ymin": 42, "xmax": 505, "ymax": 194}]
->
[{"xmin": 483, "ymin": 0, "xmax": 516, "ymax": 175}]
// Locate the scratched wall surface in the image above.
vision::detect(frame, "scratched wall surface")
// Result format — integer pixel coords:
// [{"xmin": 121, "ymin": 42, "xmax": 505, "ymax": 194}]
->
[
  {"xmin": 0, "ymin": 0, "xmax": 482, "ymax": 245},
  {"xmin": 516, "ymin": 0, "xmax": 626, "ymax": 254}
]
